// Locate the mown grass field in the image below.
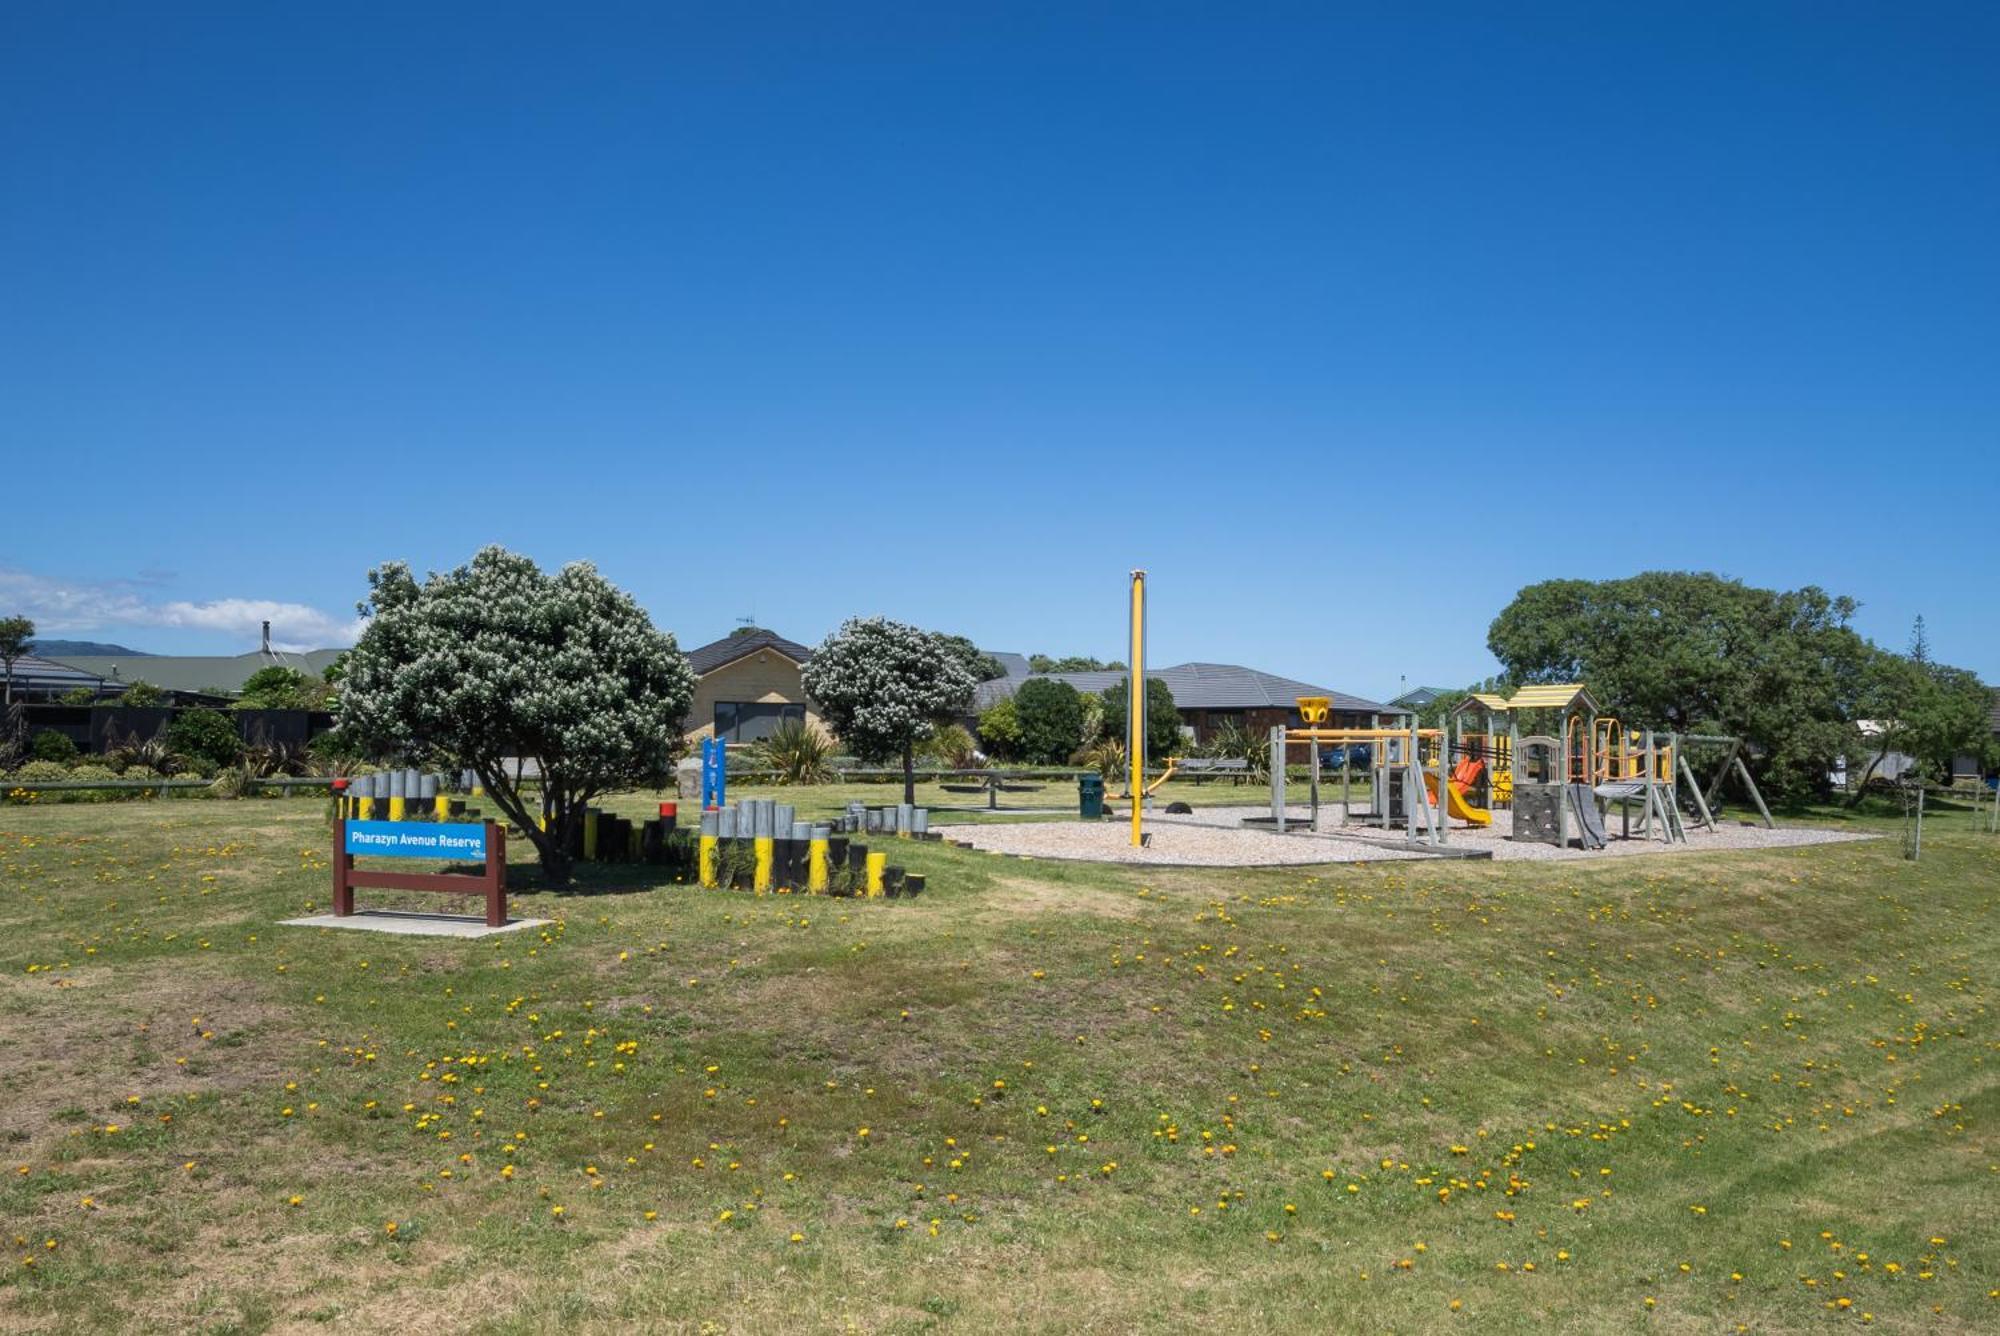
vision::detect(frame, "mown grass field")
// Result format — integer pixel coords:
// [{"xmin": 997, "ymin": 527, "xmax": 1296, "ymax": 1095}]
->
[{"xmin": 0, "ymin": 788, "xmax": 1993, "ymax": 1333}]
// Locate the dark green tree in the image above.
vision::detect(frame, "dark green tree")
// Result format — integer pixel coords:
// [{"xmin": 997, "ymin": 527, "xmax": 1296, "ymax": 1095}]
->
[
  {"xmin": 1099, "ymin": 677, "xmax": 1183, "ymax": 762},
  {"xmin": 1029, "ymin": 653, "xmax": 1126, "ymax": 673},
  {"xmin": 1487, "ymin": 572, "xmax": 1873, "ymax": 799},
  {"xmin": 1013, "ymin": 679, "xmax": 1086, "ymax": 764}
]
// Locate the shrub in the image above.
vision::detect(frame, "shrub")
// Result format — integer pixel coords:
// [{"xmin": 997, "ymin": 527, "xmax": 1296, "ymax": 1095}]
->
[
  {"xmin": 30, "ymin": 729, "xmax": 78, "ymax": 764},
  {"xmin": 57, "ymin": 686, "xmax": 97, "ymax": 706},
  {"xmin": 105, "ymin": 731, "xmax": 188, "ymax": 776},
  {"xmin": 1198, "ymin": 721, "xmax": 1270, "ymax": 782},
  {"xmin": 1015, "ymin": 679, "xmax": 1086, "ymax": 765},
  {"xmin": 113, "ymin": 681, "xmax": 166, "ymax": 708},
  {"xmin": 976, "ymin": 698, "xmax": 1023, "ymax": 760},
  {"xmin": 1077, "ymin": 737, "xmax": 1128, "ymax": 780},
  {"xmin": 1077, "ymin": 693, "xmax": 1106, "ymax": 750},
  {"xmin": 917, "ymin": 723, "xmax": 978, "ymax": 768},
  {"xmin": 9, "ymin": 760, "xmax": 72, "ymax": 783},
  {"xmin": 752, "ymin": 719, "xmax": 837, "ymax": 786},
  {"xmin": 167, "ymin": 708, "xmax": 243, "ymax": 771},
  {"xmin": 236, "ymin": 666, "xmax": 328, "ymax": 710}
]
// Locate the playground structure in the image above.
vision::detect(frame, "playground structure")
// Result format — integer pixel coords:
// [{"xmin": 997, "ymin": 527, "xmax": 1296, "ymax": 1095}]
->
[{"xmin": 1261, "ymin": 684, "xmax": 1776, "ymax": 851}]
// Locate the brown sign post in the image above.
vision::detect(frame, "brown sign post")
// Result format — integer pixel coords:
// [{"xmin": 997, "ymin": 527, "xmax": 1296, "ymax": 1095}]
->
[{"xmin": 333, "ymin": 819, "xmax": 508, "ymax": 927}]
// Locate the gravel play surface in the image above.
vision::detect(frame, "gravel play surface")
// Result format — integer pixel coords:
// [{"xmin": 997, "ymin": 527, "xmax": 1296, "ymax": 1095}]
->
[{"xmin": 935, "ymin": 805, "xmax": 1874, "ymax": 866}]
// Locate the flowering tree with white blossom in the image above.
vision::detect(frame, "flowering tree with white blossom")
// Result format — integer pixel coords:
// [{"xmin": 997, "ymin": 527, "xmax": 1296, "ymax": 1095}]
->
[
  {"xmin": 339, "ymin": 546, "xmax": 695, "ymax": 884},
  {"xmin": 802, "ymin": 616, "xmax": 977, "ymax": 805}
]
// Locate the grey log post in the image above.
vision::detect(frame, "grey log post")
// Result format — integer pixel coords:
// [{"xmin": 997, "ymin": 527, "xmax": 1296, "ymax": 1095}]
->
[
  {"xmin": 1733, "ymin": 756, "xmax": 1776, "ymax": 828},
  {"xmin": 1678, "ymin": 750, "xmax": 1716, "ymax": 831},
  {"xmin": 1270, "ymin": 725, "xmax": 1286, "ymax": 834}
]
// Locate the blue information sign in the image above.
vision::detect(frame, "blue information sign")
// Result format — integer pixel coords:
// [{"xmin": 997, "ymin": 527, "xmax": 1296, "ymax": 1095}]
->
[{"xmin": 344, "ymin": 820, "xmax": 488, "ymax": 860}]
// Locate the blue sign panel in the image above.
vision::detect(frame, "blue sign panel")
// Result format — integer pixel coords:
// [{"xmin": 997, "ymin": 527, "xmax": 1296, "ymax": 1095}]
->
[{"xmin": 344, "ymin": 820, "xmax": 488, "ymax": 860}]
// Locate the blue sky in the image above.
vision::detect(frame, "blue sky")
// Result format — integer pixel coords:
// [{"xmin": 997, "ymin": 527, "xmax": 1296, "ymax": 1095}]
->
[{"xmin": 3, "ymin": 2, "xmax": 1995, "ymax": 698}]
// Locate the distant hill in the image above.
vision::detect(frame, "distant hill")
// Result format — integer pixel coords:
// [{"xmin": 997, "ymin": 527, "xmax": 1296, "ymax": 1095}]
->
[{"xmin": 30, "ymin": 639, "xmax": 154, "ymax": 657}]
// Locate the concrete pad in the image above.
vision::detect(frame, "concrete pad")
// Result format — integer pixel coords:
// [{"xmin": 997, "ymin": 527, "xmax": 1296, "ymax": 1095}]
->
[{"xmin": 279, "ymin": 910, "xmax": 549, "ymax": 938}]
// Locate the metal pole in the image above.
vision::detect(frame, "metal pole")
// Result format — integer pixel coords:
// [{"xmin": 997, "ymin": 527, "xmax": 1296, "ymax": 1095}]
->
[
  {"xmin": 1271, "ymin": 726, "xmax": 1286, "ymax": 834},
  {"xmin": 1309, "ymin": 733, "xmax": 1320, "ymax": 831}
]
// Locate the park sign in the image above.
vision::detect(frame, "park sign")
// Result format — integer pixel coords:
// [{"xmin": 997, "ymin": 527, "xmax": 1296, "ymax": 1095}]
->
[{"xmin": 344, "ymin": 819, "xmax": 488, "ymax": 860}]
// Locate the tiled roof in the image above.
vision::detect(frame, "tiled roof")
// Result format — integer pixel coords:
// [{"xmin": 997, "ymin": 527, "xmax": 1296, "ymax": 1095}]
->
[
  {"xmin": 974, "ymin": 661, "xmax": 1402, "ymax": 716},
  {"xmin": 685, "ymin": 630, "xmax": 813, "ymax": 676}
]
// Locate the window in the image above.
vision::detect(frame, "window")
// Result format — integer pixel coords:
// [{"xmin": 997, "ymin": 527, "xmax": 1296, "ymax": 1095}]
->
[{"xmin": 714, "ymin": 701, "xmax": 806, "ymax": 743}]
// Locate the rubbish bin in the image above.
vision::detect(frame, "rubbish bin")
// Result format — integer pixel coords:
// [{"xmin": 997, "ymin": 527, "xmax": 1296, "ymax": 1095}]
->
[{"xmin": 1078, "ymin": 773, "xmax": 1105, "ymax": 818}]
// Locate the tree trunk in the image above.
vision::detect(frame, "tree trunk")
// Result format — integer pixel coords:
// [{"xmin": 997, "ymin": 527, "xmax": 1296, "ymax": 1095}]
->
[
  {"xmin": 902, "ymin": 740, "xmax": 916, "ymax": 807},
  {"xmin": 1844, "ymin": 747, "xmax": 1890, "ymax": 808},
  {"xmin": 476, "ymin": 764, "xmax": 575, "ymax": 886}
]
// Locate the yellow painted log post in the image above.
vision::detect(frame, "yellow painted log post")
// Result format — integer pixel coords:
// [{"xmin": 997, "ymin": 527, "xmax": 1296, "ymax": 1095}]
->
[
  {"xmin": 434, "ymin": 794, "xmax": 451, "ymax": 820},
  {"xmin": 1129, "ymin": 568, "xmax": 1146, "ymax": 848},
  {"xmin": 865, "ymin": 851, "xmax": 887, "ymax": 897},
  {"xmin": 754, "ymin": 836, "xmax": 775, "ymax": 892},
  {"xmin": 583, "ymin": 809, "xmax": 599, "ymax": 862},
  {"xmin": 388, "ymin": 795, "xmax": 406, "ymax": 821},
  {"xmin": 807, "ymin": 837, "xmax": 829, "ymax": 892},
  {"xmin": 698, "ymin": 835, "xmax": 718, "ymax": 888},
  {"xmin": 358, "ymin": 795, "xmax": 375, "ymax": 820}
]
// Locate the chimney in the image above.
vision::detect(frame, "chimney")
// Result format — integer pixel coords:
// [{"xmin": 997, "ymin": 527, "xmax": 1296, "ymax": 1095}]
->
[{"xmin": 261, "ymin": 620, "xmax": 272, "ymax": 655}]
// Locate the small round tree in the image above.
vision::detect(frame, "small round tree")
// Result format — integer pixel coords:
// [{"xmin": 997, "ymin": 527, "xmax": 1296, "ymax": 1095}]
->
[
  {"xmin": 1013, "ymin": 678, "xmax": 1085, "ymax": 765},
  {"xmin": 1099, "ymin": 677, "xmax": 1183, "ymax": 762},
  {"xmin": 337, "ymin": 546, "xmax": 696, "ymax": 885},
  {"xmin": 801, "ymin": 617, "xmax": 977, "ymax": 805}
]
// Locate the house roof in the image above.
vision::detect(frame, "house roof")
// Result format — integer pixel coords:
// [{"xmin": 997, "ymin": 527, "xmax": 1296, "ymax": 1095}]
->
[
  {"xmin": 1389, "ymin": 686, "xmax": 1447, "ymax": 708},
  {"xmin": 685, "ymin": 629, "xmax": 814, "ymax": 676},
  {"xmin": 1, "ymin": 653, "xmax": 111, "ymax": 695},
  {"xmin": 50, "ymin": 648, "xmax": 345, "ymax": 694},
  {"xmin": 974, "ymin": 661, "xmax": 1402, "ymax": 716},
  {"xmin": 985, "ymin": 651, "xmax": 1032, "ymax": 679}
]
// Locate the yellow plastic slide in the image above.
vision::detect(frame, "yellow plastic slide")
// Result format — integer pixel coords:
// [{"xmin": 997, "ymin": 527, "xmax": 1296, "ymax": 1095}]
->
[{"xmin": 1422, "ymin": 771, "xmax": 1493, "ymax": 826}]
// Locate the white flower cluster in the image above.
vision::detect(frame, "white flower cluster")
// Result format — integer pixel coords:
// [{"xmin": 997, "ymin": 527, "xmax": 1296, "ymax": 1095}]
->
[
  {"xmin": 801, "ymin": 616, "xmax": 977, "ymax": 764},
  {"xmin": 339, "ymin": 547, "xmax": 696, "ymax": 809}
]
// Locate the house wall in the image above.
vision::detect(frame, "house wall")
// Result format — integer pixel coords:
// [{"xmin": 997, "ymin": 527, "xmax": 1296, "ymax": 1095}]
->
[{"xmin": 683, "ymin": 651, "xmax": 827, "ymax": 744}]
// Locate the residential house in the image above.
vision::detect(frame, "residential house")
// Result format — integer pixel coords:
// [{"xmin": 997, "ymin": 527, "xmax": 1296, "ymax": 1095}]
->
[{"xmin": 683, "ymin": 629, "xmax": 824, "ymax": 745}]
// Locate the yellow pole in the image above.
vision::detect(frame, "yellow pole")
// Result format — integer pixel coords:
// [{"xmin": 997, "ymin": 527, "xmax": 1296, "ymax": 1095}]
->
[
  {"xmin": 698, "ymin": 835, "xmax": 718, "ymax": 888},
  {"xmin": 359, "ymin": 795, "xmax": 374, "ymax": 820},
  {"xmin": 807, "ymin": 837, "xmax": 830, "ymax": 892},
  {"xmin": 754, "ymin": 836, "xmax": 774, "ymax": 892},
  {"xmin": 1130, "ymin": 569, "xmax": 1146, "ymax": 848},
  {"xmin": 387, "ymin": 795, "xmax": 406, "ymax": 822},
  {"xmin": 583, "ymin": 809, "xmax": 599, "ymax": 861},
  {"xmin": 434, "ymin": 794, "xmax": 450, "ymax": 820}
]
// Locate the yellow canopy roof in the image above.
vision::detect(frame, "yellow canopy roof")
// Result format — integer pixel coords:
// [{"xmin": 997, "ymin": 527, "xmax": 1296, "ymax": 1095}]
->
[{"xmin": 1505, "ymin": 683, "xmax": 1597, "ymax": 713}]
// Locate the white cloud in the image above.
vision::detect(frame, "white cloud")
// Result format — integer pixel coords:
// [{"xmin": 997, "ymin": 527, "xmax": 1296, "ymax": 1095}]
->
[{"xmin": 0, "ymin": 569, "xmax": 362, "ymax": 651}]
